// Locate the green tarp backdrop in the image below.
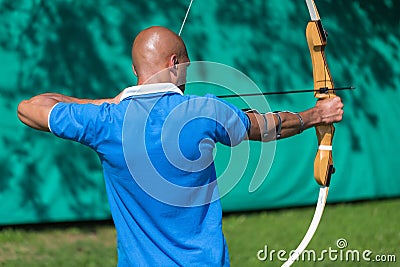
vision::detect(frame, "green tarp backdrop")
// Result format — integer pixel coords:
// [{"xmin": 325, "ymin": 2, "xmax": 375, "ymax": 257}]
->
[{"xmin": 1, "ymin": 0, "xmax": 399, "ymax": 225}]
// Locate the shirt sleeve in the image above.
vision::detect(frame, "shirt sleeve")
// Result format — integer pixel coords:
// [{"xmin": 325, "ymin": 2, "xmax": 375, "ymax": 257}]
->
[
  {"xmin": 48, "ymin": 102, "xmax": 102, "ymax": 148},
  {"xmin": 206, "ymin": 94, "xmax": 250, "ymax": 147}
]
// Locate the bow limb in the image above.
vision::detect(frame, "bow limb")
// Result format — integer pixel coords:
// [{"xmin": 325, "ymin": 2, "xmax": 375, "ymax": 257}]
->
[{"xmin": 282, "ymin": 186, "xmax": 329, "ymax": 267}]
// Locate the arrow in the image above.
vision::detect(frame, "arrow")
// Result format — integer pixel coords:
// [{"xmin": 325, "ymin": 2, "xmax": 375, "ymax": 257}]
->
[{"xmin": 217, "ymin": 86, "xmax": 355, "ymax": 98}]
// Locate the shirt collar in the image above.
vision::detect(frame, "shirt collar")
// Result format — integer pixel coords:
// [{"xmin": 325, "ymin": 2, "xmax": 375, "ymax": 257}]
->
[{"xmin": 120, "ymin": 83, "xmax": 183, "ymax": 101}]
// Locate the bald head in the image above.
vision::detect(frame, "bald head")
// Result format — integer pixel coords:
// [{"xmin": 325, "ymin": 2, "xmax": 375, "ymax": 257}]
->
[{"xmin": 132, "ymin": 26, "xmax": 189, "ymax": 86}]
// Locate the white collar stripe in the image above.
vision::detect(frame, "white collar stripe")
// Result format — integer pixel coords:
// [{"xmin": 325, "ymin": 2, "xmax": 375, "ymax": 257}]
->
[{"xmin": 120, "ymin": 83, "xmax": 183, "ymax": 101}]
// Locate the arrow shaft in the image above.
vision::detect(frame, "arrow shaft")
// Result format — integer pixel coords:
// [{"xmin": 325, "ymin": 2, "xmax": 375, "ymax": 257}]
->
[{"xmin": 217, "ymin": 86, "xmax": 355, "ymax": 98}]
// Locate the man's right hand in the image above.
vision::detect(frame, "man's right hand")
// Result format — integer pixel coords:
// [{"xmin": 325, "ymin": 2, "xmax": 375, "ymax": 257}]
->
[{"xmin": 17, "ymin": 92, "xmax": 123, "ymax": 132}]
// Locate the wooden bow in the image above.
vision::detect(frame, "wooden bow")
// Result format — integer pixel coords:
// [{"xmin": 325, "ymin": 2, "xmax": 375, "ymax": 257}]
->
[
  {"xmin": 282, "ymin": 1, "xmax": 335, "ymax": 266},
  {"xmin": 306, "ymin": 0, "xmax": 336, "ymax": 187}
]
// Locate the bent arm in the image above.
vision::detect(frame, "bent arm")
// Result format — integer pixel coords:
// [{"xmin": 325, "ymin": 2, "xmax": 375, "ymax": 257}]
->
[
  {"xmin": 17, "ymin": 92, "xmax": 123, "ymax": 132},
  {"xmin": 246, "ymin": 96, "xmax": 344, "ymax": 141}
]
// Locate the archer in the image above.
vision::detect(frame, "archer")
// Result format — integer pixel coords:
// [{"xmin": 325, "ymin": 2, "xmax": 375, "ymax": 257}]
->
[{"xmin": 17, "ymin": 26, "xmax": 343, "ymax": 266}]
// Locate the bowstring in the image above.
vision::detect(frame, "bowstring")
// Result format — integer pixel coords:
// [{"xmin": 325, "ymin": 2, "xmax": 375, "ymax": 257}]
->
[{"xmin": 178, "ymin": 0, "xmax": 194, "ymax": 36}]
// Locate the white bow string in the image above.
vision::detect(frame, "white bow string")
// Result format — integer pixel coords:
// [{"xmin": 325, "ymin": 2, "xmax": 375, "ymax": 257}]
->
[{"xmin": 178, "ymin": 0, "xmax": 194, "ymax": 36}]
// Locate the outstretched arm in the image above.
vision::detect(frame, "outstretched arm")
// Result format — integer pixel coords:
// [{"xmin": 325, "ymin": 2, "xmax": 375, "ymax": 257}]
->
[
  {"xmin": 17, "ymin": 92, "xmax": 123, "ymax": 132},
  {"xmin": 246, "ymin": 96, "xmax": 344, "ymax": 141}
]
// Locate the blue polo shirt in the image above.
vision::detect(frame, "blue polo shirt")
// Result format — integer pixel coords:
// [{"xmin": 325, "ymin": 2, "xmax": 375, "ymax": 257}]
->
[{"xmin": 49, "ymin": 83, "xmax": 250, "ymax": 266}]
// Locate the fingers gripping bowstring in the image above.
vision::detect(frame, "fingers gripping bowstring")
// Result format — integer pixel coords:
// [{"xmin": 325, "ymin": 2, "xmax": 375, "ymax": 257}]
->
[{"xmin": 178, "ymin": 0, "xmax": 195, "ymax": 36}]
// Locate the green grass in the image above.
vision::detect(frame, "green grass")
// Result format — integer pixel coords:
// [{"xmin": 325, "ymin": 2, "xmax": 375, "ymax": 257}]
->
[
  {"xmin": 0, "ymin": 199, "xmax": 399, "ymax": 267},
  {"xmin": 0, "ymin": 222, "xmax": 117, "ymax": 267},
  {"xmin": 223, "ymin": 198, "xmax": 399, "ymax": 266}
]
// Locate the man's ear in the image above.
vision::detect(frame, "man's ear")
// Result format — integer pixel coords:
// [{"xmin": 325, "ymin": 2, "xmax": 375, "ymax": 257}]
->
[
  {"xmin": 169, "ymin": 54, "xmax": 179, "ymax": 70},
  {"xmin": 132, "ymin": 64, "xmax": 138, "ymax": 77}
]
